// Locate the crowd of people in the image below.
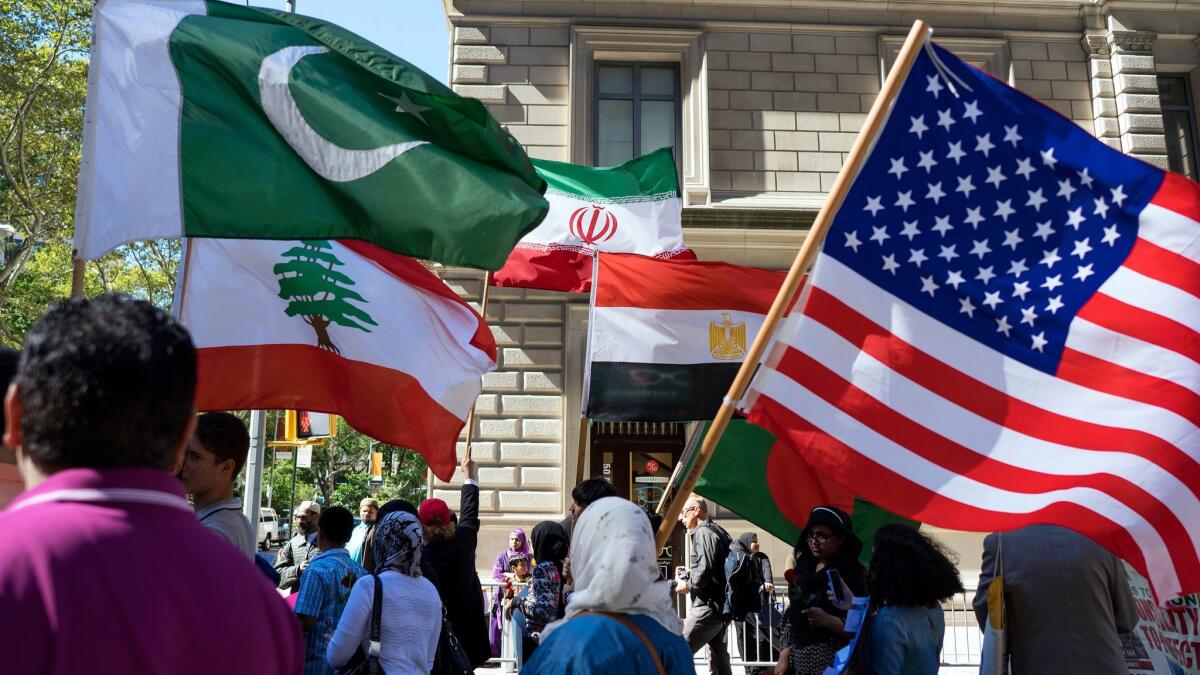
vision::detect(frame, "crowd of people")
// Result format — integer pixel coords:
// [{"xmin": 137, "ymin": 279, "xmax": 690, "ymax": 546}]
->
[{"xmin": 0, "ymin": 294, "xmax": 1145, "ymax": 675}]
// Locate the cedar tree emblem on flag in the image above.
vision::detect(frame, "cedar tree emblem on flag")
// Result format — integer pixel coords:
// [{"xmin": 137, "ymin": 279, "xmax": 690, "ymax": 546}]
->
[
  {"xmin": 709, "ymin": 313, "xmax": 747, "ymax": 361},
  {"xmin": 274, "ymin": 240, "xmax": 377, "ymax": 355}
]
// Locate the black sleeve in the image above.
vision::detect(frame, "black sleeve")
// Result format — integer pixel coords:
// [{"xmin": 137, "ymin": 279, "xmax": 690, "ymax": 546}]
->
[{"xmin": 457, "ymin": 482, "xmax": 480, "ymax": 557}]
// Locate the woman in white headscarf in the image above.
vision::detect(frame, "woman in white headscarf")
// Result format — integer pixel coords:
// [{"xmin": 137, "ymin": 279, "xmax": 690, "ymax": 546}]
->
[
  {"xmin": 327, "ymin": 512, "xmax": 443, "ymax": 674},
  {"xmin": 522, "ymin": 496, "xmax": 695, "ymax": 674}
]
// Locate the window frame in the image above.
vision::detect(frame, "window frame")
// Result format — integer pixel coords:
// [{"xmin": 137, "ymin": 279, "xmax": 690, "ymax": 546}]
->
[
  {"xmin": 1158, "ymin": 74, "xmax": 1199, "ymax": 180},
  {"xmin": 592, "ymin": 61, "xmax": 682, "ymax": 169}
]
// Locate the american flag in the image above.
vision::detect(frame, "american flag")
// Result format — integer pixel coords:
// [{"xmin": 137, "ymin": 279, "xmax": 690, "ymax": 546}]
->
[{"xmin": 744, "ymin": 40, "xmax": 1200, "ymax": 602}]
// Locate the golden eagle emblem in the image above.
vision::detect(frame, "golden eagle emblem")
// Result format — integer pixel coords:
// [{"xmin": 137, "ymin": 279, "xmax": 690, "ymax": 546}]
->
[{"xmin": 709, "ymin": 312, "xmax": 747, "ymax": 360}]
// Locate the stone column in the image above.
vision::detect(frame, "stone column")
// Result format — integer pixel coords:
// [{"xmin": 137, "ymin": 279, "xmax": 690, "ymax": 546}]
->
[
  {"xmin": 1108, "ymin": 24, "xmax": 1168, "ymax": 168},
  {"xmin": 1082, "ymin": 8, "xmax": 1120, "ymax": 149}
]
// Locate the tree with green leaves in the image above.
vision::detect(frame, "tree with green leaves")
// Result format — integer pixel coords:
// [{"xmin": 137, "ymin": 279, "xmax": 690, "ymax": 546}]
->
[
  {"xmin": 0, "ymin": 0, "xmax": 89, "ymax": 340},
  {"xmin": 273, "ymin": 240, "xmax": 377, "ymax": 354}
]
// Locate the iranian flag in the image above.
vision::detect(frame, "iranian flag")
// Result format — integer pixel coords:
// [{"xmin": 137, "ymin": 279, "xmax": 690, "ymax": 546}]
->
[
  {"xmin": 691, "ymin": 419, "xmax": 914, "ymax": 564},
  {"xmin": 492, "ymin": 148, "xmax": 693, "ymax": 293},
  {"xmin": 75, "ymin": 0, "xmax": 547, "ymax": 269},
  {"xmin": 583, "ymin": 253, "xmax": 785, "ymax": 421},
  {"xmin": 176, "ymin": 238, "xmax": 496, "ymax": 481}
]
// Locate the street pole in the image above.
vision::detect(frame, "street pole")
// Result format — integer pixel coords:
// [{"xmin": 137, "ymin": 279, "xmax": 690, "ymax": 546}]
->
[
  {"xmin": 242, "ymin": 410, "xmax": 267, "ymax": 524},
  {"xmin": 289, "ymin": 447, "xmax": 299, "ymax": 525}
]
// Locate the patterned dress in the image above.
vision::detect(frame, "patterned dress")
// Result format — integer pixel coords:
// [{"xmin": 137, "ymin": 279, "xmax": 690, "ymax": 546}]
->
[{"xmin": 519, "ymin": 561, "xmax": 563, "ymax": 635}]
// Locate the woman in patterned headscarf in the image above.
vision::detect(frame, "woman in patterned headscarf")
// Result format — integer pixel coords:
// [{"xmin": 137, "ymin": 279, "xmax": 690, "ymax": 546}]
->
[{"xmin": 328, "ymin": 512, "xmax": 443, "ymax": 674}]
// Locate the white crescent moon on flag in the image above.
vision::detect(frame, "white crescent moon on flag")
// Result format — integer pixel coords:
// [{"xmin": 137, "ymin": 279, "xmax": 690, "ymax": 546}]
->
[{"xmin": 257, "ymin": 45, "xmax": 427, "ymax": 183}]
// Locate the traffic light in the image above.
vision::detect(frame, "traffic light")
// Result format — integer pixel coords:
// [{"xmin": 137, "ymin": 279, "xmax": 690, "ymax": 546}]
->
[{"xmin": 279, "ymin": 411, "xmax": 337, "ymax": 442}]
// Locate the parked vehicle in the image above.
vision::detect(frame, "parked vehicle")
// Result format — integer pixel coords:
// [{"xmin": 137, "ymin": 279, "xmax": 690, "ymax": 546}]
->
[{"xmin": 258, "ymin": 508, "xmax": 282, "ymax": 551}]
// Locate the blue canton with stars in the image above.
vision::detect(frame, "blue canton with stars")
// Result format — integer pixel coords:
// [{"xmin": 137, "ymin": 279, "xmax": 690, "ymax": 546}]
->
[{"xmin": 825, "ymin": 43, "xmax": 1167, "ymax": 373}]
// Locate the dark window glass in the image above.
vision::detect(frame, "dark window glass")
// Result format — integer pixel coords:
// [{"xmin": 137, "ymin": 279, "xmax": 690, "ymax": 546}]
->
[
  {"xmin": 593, "ymin": 63, "xmax": 680, "ymax": 167},
  {"xmin": 1159, "ymin": 75, "xmax": 1198, "ymax": 180}
]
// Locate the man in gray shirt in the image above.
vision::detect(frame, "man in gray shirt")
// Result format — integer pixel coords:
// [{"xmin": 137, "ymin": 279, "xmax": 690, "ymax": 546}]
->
[{"xmin": 180, "ymin": 412, "xmax": 257, "ymax": 559}]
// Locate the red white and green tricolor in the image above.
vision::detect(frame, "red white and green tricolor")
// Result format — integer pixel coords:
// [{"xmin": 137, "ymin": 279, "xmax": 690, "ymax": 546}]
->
[
  {"xmin": 75, "ymin": 0, "xmax": 547, "ymax": 269},
  {"xmin": 492, "ymin": 148, "xmax": 694, "ymax": 293},
  {"xmin": 177, "ymin": 238, "xmax": 496, "ymax": 481}
]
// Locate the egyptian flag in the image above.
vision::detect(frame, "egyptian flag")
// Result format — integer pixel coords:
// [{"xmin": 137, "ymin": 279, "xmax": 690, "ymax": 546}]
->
[
  {"xmin": 491, "ymin": 148, "xmax": 694, "ymax": 293},
  {"xmin": 176, "ymin": 238, "xmax": 496, "ymax": 481},
  {"xmin": 583, "ymin": 253, "xmax": 785, "ymax": 421}
]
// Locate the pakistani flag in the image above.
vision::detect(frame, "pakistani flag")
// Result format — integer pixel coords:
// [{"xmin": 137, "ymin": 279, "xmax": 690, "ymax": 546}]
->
[
  {"xmin": 693, "ymin": 420, "xmax": 914, "ymax": 564},
  {"xmin": 75, "ymin": 0, "xmax": 548, "ymax": 269}
]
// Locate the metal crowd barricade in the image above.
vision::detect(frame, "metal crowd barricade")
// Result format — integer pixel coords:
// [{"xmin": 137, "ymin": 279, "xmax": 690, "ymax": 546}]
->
[
  {"xmin": 482, "ymin": 579, "xmax": 528, "ymax": 672},
  {"xmin": 678, "ymin": 585, "xmax": 983, "ymax": 672}
]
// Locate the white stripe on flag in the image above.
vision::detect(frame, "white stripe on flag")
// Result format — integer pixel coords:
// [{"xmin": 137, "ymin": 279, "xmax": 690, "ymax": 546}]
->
[
  {"xmin": 1099, "ymin": 266, "xmax": 1200, "ymax": 336},
  {"xmin": 590, "ymin": 307, "xmax": 766, "ymax": 366},
  {"xmin": 517, "ymin": 192, "xmax": 684, "ymax": 253},
  {"xmin": 1066, "ymin": 318, "xmax": 1200, "ymax": 395},
  {"xmin": 74, "ymin": 0, "xmax": 205, "ymax": 260},
  {"xmin": 1138, "ymin": 205, "xmax": 1200, "ymax": 267},
  {"xmin": 808, "ymin": 254, "xmax": 1200, "ymax": 450},
  {"xmin": 751, "ymin": 365, "xmax": 1183, "ymax": 600}
]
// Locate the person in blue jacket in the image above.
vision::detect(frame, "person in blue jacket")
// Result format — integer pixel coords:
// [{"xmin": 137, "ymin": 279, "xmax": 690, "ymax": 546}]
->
[{"xmin": 522, "ymin": 496, "xmax": 695, "ymax": 675}]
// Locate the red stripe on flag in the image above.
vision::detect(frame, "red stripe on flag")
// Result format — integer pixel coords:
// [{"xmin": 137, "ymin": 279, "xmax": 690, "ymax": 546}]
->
[
  {"xmin": 492, "ymin": 246, "xmax": 698, "ymax": 294},
  {"xmin": 803, "ymin": 287, "xmax": 1200, "ymax": 494},
  {"xmin": 1058, "ymin": 347, "xmax": 1200, "ymax": 429},
  {"xmin": 339, "ymin": 239, "xmax": 496, "ymax": 361},
  {"xmin": 748, "ymin": 394, "xmax": 1153, "ymax": 584},
  {"xmin": 1150, "ymin": 171, "xmax": 1200, "ymax": 221},
  {"xmin": 1078, "ymin": 293, "xmax": 1200, "ymax": 366},
  {"xmin": 594, "ymin": 252, "xmax": 787, "ymax": 312},
  {"xmin": 195, "ymin": 344, "xmax": 464, "ymax": 481},
  {"xmin": 770, "ymin": 345, "xmax": 1200, "ymax": 586},
  {"xmin": 1123, "ymin": 237, "xmax": 1200, "ymax": 302}
]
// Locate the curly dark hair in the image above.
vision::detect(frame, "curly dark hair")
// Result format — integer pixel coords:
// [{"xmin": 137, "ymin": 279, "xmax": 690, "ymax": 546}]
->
[{"xmin": 867, "ymin": 524, "xmax": 963, "ymax": 607}]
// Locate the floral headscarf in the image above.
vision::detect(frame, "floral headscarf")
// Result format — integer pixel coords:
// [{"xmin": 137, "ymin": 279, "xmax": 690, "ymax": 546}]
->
[{"xmin": 371, "ymin": 511, "xmax": 424, "ymax": 577}]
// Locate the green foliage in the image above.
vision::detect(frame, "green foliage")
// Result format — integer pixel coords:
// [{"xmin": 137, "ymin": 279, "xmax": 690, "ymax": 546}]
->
[
  {"xmin": 0, "ymin": 0, "xmax": 90, "ymax": 338},
  {"xmin": 263, "ymin": 416, "xmax": 428, "ymax": 516}
]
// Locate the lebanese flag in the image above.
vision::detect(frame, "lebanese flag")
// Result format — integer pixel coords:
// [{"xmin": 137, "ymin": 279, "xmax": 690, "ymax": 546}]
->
[
  {"xmin": 492, "ymin": 148, "xmax": 694, "ymax": 293},
  {"xmin": 583, "ymin": 253, "xmax": 786, "ymax": 421},
  {"xmin": 177, "ymin": 238, "xmax": 496, "ymax": 481}
]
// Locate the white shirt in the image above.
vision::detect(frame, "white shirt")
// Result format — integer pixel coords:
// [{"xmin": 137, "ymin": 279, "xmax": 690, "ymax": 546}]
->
[
  {"xmin": 196, "ymin": 497, "xmax": 256, "ymax": 560},
  {"xmin": 327, "ymin": 570, "xmax": 442, "ymax": 674}
]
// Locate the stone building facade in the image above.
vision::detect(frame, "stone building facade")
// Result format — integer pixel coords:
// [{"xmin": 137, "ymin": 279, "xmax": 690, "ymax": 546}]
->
[{"xmin": 436, "ymin": 0, "xmax": 1200, "ymax": 572}]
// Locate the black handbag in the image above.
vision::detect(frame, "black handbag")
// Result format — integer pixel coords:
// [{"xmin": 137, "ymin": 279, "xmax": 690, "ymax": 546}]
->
[
  {"xmin": 431, "ymin": 605, "xmax": 472, "ymax": 675},
  {"xmin": 336, "ymin": 575, "xmax": 383, "ymax": 675}
]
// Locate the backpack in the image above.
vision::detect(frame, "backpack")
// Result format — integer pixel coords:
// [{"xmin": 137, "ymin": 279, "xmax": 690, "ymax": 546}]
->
[{"xmin": 726, "ymin": 550, "xmax": 764, "ymax": 616}]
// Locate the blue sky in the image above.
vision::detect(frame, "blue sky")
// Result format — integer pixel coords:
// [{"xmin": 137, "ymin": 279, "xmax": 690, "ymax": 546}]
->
[{"xmin": 254, "ymin": 0, "xmax": 450, "ymax": 83}]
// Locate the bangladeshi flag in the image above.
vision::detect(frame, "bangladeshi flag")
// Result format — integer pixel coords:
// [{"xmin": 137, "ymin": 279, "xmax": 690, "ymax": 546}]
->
[
  {"xmin": 75, "ymin": 0, "xmax": 547, "ymax": 268},
  {"xmin": 176, "ymin": 238, "xmax": 497, "ymax": 481},
  {"xmin": 694, "ymin": 419, "xmax": 913, "ymax": 562},
  {"xmin": 492, "ymin": 149, "xmax": 694, "ymax": 293}
]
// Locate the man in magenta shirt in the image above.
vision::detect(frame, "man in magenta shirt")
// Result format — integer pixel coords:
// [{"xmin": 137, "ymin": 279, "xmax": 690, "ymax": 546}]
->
[{"xmin": 0, "ymin": 295, "xmax": 303, "ymax": 675}]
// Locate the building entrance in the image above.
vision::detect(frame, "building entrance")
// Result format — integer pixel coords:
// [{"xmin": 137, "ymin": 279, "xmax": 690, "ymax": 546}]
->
[{"xmin": 589, "ymin": 422, "xmax": 687, "ymax": 579}]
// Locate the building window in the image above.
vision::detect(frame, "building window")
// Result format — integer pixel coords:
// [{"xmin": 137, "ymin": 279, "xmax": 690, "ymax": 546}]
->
[
  {"xmin": 593, "ymin": 63, "xmax": 679, "ymax": 167},
  {"xmin": 1159, "ymin": 75, "xmax": 1198, "ymax": 180}
]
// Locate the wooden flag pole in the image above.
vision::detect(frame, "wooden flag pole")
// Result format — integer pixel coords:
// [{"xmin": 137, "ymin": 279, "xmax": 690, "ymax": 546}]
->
[
  {"xmin": 461, "ymin": 270, "xmax": 493, "ymax": 464},
  {"xmin": 70, "ymin": 256, "xmax": 86, "ymax": 299},
  {"xmin": 654, "ymin": 19, "xmax": 931, "ymax": 550}
]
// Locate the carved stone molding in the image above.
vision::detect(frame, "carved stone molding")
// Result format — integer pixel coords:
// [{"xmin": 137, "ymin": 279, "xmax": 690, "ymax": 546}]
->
[{"xmin": 1109, "ymin": 30, "xmax": 1156, "ymax": 53}]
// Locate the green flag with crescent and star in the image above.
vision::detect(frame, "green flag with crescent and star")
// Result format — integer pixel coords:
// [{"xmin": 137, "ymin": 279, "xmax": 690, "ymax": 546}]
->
[{"xmin": 75, "ymin": 0, "xmax": 549, "ymax": 269}]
